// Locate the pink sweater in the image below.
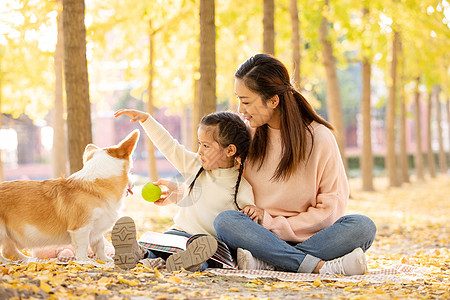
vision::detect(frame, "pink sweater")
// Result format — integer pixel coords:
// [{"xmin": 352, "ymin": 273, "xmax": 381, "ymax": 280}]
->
[{"xmin": 243, "ymin": 122, "xmax": 349, "ymax": 243}]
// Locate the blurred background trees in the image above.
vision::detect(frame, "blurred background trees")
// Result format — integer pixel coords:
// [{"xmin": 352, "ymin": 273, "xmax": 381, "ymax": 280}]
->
[{"xmin": 1, "ymin": 0, "xmax": 449, "ymax": 191}]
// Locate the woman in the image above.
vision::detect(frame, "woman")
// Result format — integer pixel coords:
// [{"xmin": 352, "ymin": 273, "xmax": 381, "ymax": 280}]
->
[{"xmin": 212, "ymin": 54, "xmax": 376, "ymax": 275}]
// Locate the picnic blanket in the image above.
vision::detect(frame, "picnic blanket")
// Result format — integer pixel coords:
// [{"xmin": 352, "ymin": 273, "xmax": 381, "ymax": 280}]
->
[
  {"xmin": 51, "ymin": 258, "xmax": 426, "ymax": 283},
  {"xmin": 206, "ymin": 264, "xmax": 425, "ymax": 283},
  {"xmin": 2, "ymin": 257, "xmax": 424, "ymax": 284}
]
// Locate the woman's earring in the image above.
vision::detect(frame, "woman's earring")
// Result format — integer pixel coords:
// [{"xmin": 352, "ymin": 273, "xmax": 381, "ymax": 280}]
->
[{"xmin": 271, "ymin": 95, "xmax": 280, "ymax": 108}]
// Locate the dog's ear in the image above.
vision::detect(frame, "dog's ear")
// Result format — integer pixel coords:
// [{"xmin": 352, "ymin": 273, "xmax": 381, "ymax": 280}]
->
[
  {"xmin": 117, "ymin": 130, "xmax": 140, "ymax": 158},
  {"xmin": 85, "ymin": 144, "xmax": 99, "ymax": 153},
  {"xmin": 83, "ymin": 144, "xmax": 100, "ymax": 163}
]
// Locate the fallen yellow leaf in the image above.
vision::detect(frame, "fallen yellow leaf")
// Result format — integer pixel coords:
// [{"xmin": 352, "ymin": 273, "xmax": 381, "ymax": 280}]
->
[
  {"xmin": 97, "ymin": 276, "xmax": 111, "ymax": 285},
  {"xmin": 168, "ymin": 276, "xmax": 182, "ymax": 283},
  {"xmin": 312, "ymin": 278, "xmax": 322, "ymax": 287},
  {"xmin": 40, "ymin": 282, "xmax": 51, "ymax": 293},
  {"xmin": 154, "ymin": 268, "xmax": 163, "ymax": 278}
]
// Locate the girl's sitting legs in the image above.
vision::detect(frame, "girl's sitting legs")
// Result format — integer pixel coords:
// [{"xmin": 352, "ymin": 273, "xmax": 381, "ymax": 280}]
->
[{"xmin": 111, "ymin": 217, "xmax": 219, "ymax": 271}]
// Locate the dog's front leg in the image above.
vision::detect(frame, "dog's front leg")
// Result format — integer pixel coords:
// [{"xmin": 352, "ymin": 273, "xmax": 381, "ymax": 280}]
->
[
  {"xmin": 68, "ymin": 227, "xmax": 91, "ymax": 262},
  {"xmin": 91, "ymin": 236, "xmax": 113, "ymax": 263}
]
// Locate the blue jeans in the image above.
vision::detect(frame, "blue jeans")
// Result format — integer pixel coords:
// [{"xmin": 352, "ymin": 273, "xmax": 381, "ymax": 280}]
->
[{"xmin": 213, "ymin": 210, "xmax": 376, "ymax": 273}]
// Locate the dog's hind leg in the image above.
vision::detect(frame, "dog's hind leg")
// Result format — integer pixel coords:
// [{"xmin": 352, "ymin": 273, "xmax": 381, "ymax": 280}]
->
[
  {"xmin": 68, "ymin": 226, "xmax": 91, "ymax": 262},
  {"xmin": 0, "ymin": 225, "xmax": 24, "ymax": 263},
  {"xmin": 0, "ymin": 252, "xmax": 9, "ymax": 264},
  {"xmin": 0, "ymin": 225, "xmax": 8, "ymax": 264},
  {"xmin": 2, "ymin": 239, "xmax": 29, "ymax": 262}
]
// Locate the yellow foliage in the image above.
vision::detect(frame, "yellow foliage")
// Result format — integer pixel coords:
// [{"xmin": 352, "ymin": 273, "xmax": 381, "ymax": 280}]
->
[
  {"xmin": 39, "ymin": 282, "xmax": 51, "ymax": 293},
  {"xmin": 168, "ymin": 276, "xmax": 183, "ymax": 283},
  {"xmin": 312, "ymin": 278, "xmax": 323, "ymax": 287}
]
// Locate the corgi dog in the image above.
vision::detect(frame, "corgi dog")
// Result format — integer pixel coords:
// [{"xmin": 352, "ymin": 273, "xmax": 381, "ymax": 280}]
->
[{"xmin": 0, "ymin": 130, "xmax": 140, "ymax": 263}]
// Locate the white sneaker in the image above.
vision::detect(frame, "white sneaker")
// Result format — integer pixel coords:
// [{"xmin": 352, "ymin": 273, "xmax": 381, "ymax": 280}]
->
[
  {"xmin": 319, "ymin": 248, "xmax": 368, "ymax": 275},
  {"xmin": 237, "ymin": 248, "xmax": 275, "ymax": 271}
]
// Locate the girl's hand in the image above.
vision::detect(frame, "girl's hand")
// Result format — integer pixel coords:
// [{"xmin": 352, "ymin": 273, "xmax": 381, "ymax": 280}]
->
[
  {"xmin": 241, "ymin": 205, "xmax": 264, "ymax": 224},
  {"xmin": 114, "ymin": 109, "xmax": 149, "ymax": 123},
  {"xmin": 152, "ymin": 179, "xmax": 185, "ymax": 206}
]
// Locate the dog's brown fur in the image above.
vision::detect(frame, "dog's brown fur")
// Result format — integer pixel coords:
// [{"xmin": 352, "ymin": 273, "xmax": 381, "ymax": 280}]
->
[{"xmin": 0, "ymin": 130, "xmax": 139, "ymax": 262}]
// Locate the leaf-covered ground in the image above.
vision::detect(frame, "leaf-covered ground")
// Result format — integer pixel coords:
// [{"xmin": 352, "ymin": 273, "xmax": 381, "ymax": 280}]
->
[{"xmin": 1, "ymin": 175, "xmax": 449, "ymax": 299}]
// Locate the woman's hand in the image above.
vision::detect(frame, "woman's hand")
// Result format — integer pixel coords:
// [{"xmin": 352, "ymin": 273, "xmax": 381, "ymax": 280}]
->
[
  {"xmin": 114, "ymin": 109, "xmax": 149, "ymax": 123},
  {"xmin": 152, "ymin": 179, "xmax": 185, "ymax": 206},
  {"xmin": 241, "ymin": 205, "xmax": 264, "ymax": 224}
]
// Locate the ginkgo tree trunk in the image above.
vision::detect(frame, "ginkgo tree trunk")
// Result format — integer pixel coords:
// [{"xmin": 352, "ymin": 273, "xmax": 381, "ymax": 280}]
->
[
  {"xmin": 147, "ymin": 20, "xmax": 158, "ymax": 182},
  {"xmin": 399, "ymin": 86, "xmax": 410, "ymax": 183},
  {"xmin": 290, "ymin": 0, "xmax": 301, "ymax": 89},
  {"xmin": 52, "ymin": 0, "xmax": 66, "ymax": 178},
  {"xmin": 263, "ymin": 0, "xmax": 275, "ymax": 55},
  {"xmin": 426, "ymin": 90, "xmax": 436, "ymax": 178},
  {"xmin": 435, "ymin": 86, "xmax": 447, "ymax": 173},
  {"xmin": 198, "ymin": 0, "xmax": 216, "ymax": 120},
  {"xmin": 385, "ymin": 30, "xmax": 400, "ymax": 187},
  {"xmin": 63, "ymin": 0, "xmax": 92, "ymax": 174},
  {"xmin": 399, "ymin": 84, "xmax": 410, "ymax": 183},
  {"xmin": 413, "ymin": 77, "xmax": 425, "ymax": 181},
  {"xmin": 192, "ymin": 77, "xmax": 200, "ymax": 151},
  {"xmin": 398, "ymin": 38, "xmax": 410, "ymax": 183},
  {"xmin": 319, "ymin": 0, "xmax": 347, "ymax": 172},
  {"xmin": 360, "ymin": 6, "xmax": 374, "ymax": 191},
  {"xmin": 361, "ymin": 57, "xmax": 374, "ymax": 191}
]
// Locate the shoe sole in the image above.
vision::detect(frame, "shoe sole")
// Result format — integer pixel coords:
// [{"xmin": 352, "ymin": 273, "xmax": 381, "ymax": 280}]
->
[
  {"xmin": 111, "ymin": 216, "xmax": 138, "ymax": 269},
  {"xmin": 166, "ymin": 235, "xmax": 218, "ymax": 272}
]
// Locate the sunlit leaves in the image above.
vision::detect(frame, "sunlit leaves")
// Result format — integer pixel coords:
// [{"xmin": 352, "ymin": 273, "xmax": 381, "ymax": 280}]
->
[
  {"xmin": 87, "ymin": 0, "xmax": 199, "ymax": 112},
  {"xmin": 2, "ymin": 0, "xmax": 449, "ymax": 120},
  {"xmin": 1, "ymin": 0, "xmax": 56, "ymax": 119}
]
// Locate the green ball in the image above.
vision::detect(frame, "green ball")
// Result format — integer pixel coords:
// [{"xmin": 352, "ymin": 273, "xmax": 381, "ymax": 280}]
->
[{"xmin": 141, "ymin": 183, "xmax": 162, "ymax": 202}]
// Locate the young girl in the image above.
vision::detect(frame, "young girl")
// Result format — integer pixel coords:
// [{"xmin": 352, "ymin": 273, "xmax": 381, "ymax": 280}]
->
[
  {"xmin": 213, "ymin": 54, "xmax": 377, "ymax": 275},
  {"xmin": 112, "ymin": 109, "xmax": 255, "ymax": 271}
]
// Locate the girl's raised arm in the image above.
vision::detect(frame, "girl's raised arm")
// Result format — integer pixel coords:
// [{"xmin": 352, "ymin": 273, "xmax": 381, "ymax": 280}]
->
[{"xmin": 114, "ymin": 109, "xmax": 149, "ymax": 123}]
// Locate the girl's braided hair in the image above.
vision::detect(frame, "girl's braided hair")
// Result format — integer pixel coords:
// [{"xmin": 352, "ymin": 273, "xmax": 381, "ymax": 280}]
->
[{"xmin": 188, "ymin": 112, "xmax": 251, "ymax": 210}]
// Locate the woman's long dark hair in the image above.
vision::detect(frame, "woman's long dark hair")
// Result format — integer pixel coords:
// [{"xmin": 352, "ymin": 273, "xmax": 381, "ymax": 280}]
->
[
  {"xmin": 235, "ymin": 53, "xmax": 333, "ymax": 181},
  {"xmin": 189, "ymin": 112, "xmax": 251, "ymax": 210}
]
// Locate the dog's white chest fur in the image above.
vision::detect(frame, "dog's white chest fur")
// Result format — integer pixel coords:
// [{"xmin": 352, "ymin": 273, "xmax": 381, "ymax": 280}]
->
[{"xmin": 90, "ymin": 203, "xmax": 123, "ymax": 236}]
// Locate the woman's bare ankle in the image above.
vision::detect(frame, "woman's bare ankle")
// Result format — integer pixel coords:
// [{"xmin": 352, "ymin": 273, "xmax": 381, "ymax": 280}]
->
[{"xmin": 313, "ymin": 261, "xmax": 325, "ymax": 273}]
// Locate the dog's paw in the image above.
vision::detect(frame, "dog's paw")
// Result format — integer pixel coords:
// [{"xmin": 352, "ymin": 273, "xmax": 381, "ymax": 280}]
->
[
  {"xmin": 74, "ymin": 257, "xmax": 92, "ymax": 264},
  {"xmin": 98, "ymin": 256, "xmax": 114, "ymax": 263}
]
